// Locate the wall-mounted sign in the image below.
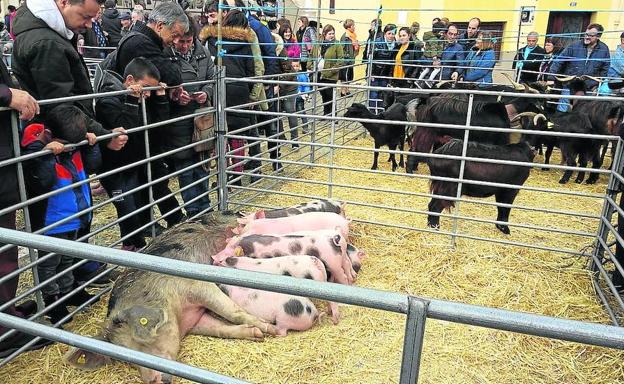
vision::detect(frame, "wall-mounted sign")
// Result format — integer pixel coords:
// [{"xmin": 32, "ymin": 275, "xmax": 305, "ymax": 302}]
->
[{"xmin": 521, "ymin": 6, "xmax": 535, "ymax": 26}]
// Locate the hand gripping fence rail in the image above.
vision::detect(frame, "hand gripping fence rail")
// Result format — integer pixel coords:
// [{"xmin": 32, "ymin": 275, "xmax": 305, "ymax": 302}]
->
[{"xmin": 1, "ymin": 228, "xmax": 624, "ymax": 384}]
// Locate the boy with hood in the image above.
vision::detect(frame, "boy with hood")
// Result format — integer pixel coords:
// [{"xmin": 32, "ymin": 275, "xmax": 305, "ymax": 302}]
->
[{"xmin": 21, "ymin": 105, "xmax": 102, "ymax": 325}]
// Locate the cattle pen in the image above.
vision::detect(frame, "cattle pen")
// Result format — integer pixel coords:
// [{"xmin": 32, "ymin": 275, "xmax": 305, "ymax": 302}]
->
[{"xmin": 3, "ymin": 4, "xmax": 624, "ymax": 384}]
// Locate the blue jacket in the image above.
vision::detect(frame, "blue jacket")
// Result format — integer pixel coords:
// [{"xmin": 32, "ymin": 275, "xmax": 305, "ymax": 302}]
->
[
  {"xmin": 247, "ymin": 14, "xmax": 278, "ymax": 76},
  {"xmin": 462, "ymin": 48, "xmax": 496, "ymax": 84},
  {"xmin": 296, "ymin": 72, "xmax": 311, "ymax": 94},
  {"xmin": 21, "ymin": 124, "xmax": 101, "ymax": 235},
  {"xmin": 440, "ymin": 42, "xmax": 465, "ymax": 80},
  {"xmin": 549, "ymin": 40, "xmax": 610, "ymax": 89}
]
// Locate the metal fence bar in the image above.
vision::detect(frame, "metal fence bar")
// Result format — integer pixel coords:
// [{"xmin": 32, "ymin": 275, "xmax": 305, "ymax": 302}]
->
[
  {"xmin": 1, "ymin": 229, "xmax": 623, "ymax": 350},
  {"xmin": 399, "ymin": 297, "xmax": 429, "ymax": 384},
  {"xmin": 216, "ymin": 66, "xmax": 229, "ymax": 211},
  {"xmin": 328, "ymin": 87, "xmax": 337, "ymax": 198},
  {"xmin": 9, "ymin": 111, "xmax": 44, "ymax": 310},
  {"xmin": 0, "ymin": 313, "xmax": 249, "ymax": 384},
  {"xmin": 451, "ymin": 93, "xmax": 474, "ymax": 246}
]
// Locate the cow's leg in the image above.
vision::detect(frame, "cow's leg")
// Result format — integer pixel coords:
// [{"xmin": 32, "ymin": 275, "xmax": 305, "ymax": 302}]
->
[
  {"xmin": 372, "ymin": 142, "xmax": 380, "ymax": 170},
  {"xmin": 398, "ymin": 136, "xmax": 405, "ymax": 168},
  {"xmin": 427, "ymin": 181, "xmax": 455, "ymax": 229},
  {"xmin": 494, "ymin": 189, "xmax": 520, "ymax": 235},
  {"xmin": 559, "ymin": 147, "xmax": 575, "ymax": 184},
  {"xmin": 536, "ymin": 143, "xmax": 543, "ymax": 156},
  {"xmin": 575, "ymin": 153, "xmax": 589, "ymax": 184},
  {"xmin": 586, "ymin": 146, "xmax": 603, "ymax": 184},
  {"xmin": 390, "ymin": 144, "xmax": 398, "ymax": 172},
  {"xmin": 600, "ymin": 140, "xmax": 609, "ymax": 167},
  {"xmin": 543, "ymin": 144, "xmax": 554, "ymax": 170}
]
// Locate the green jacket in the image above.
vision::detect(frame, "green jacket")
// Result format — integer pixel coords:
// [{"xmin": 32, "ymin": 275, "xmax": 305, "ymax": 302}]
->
[
  {"xmin": 321, "ymin": 42, "xmax": 345, "ymax": 81},
  {"xmin": 422, "ymin": 31, "xmax": 444, "ymax": 59}
]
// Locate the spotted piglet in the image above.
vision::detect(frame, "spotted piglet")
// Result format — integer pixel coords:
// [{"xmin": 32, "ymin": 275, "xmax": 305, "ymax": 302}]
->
[
  {"xmin": 220, "ymin": 256, "xmax": 340, "ymax": 324},
  {"xmin": 212, "ymin": 230, "xmax": 353, "ymax": 285},
  {"xmin": 236, "ymin": 212, "xmax": 350, "ymax": 239},
  {"xmin": 242, "ymin": 199, "xmax": 345, "ymax": 222},
  {"xmin": 219, "ymin": 285, "xmax": 319, "ymax": 336},
  {"xmin": 346, "ymin": 244, "xmax": 367, "ymax": 281}
]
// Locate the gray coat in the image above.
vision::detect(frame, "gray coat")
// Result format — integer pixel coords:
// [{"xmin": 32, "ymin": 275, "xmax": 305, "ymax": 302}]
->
[{"xmin": 163, "ymin": 40, "xmax": 215, "ymax": 160}]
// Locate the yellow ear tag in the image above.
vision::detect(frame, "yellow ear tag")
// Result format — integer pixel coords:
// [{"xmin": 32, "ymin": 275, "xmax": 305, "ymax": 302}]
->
[
  {"xmin": 139, "ymin": 317, "xmax": 149, "ymax": 326},
  {"xmin": 234, "ymin": 246, "xmax": 244, "ymax": 257},
  {"xmin": 77, "ymin": 354, "xmax": 86, "ymax": 365}
]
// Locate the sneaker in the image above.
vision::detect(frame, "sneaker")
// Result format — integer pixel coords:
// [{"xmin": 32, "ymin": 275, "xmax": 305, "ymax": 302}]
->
[
  {"xmin": 121, "ymin": 244, "xmax": 138, "ymax": 252},
  {"xmin": 15, "ymin": 300, "xmax": 37, "ymax": 317},
  {"xmin": 43, "ymin": 295, "xmax": 71, "ymax": 324},
  {"xmin": 75, "ymin": 264, "xmax": 120, "ymax": 288},
  {"xmin": 0, "ymin": 330, "xmax": 54, "ymax": 358}
]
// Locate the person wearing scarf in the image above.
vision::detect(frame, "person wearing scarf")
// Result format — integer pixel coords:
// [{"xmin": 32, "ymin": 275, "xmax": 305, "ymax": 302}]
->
[
  {"xmin": 340, "ymin": 19, "xmax": 359, "ymax": 96},
  {"xmin": 392, "ymin": 27, "xmax": 421, "ymax": 87}
]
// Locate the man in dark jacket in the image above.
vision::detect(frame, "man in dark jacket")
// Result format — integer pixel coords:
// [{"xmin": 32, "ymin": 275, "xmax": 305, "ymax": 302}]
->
[
  {"xmin": 11, "ymin": 0, "xmax": 127, "ymax": 286},
  {"xmin": 114, "ymin": 2, "xmax": 189, "ymax": 227},
  {"xmin": 0, "ymin": 59, "xmax": 49, "ymax": 357},
  {"xmin": 115, "ymin": 2, "xmax": 188, "ymax": 87},
  {"xmin": 440, "ymin": 24, "xmax": 465, "ymax": 80},
  {"xmin": 459, "ymin": 17, "xmax": 480, "ymax": 52},
  {"xmin": 549, "ymin": 23, "xmax": 610, "ymax": 90},
  {"xmin": 11, "ymin": 0, "xmax": 127, "ymax": 148},
  {"xmin": 101, "ymin": 0, "xmax": 122, "ymax": 46},
  {"xmin": 513, "ymin": 31, "xmax": 545, "ymax": 83}
]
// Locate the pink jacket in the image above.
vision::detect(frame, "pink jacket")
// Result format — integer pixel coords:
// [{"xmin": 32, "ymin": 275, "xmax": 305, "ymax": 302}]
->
[{"xmin": 284, "ymin": 38, "xmax": 301, "ymax": 59}]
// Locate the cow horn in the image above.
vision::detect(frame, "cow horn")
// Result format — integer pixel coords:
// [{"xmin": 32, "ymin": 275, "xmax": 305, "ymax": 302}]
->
[
  {"xmin": 581, "ymin": 75, "xmax": 603, "ymax": 84},
  {"xmin": 510, "ymin": 111, "xmax": 538, "ymax": 123},
  {"xmin": 555, "ymin": 75, "xmax": 578, "ymax": 82},
  {"xmin": 533, "ymin": 113, "xmax": 547, "ymax": 125},
  {"xmin": 522, "ymin": 83, "xmax": 541, "ymax": 94},
  {"xmin": 435, "ymin": 80, "xmax": 454, "ymax": 88},
  {"xmin": 502, "ymin": 73, "xmax": 525, "ymax": 91}
]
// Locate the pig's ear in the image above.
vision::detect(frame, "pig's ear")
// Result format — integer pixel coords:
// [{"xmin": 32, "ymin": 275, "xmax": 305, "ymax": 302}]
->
[
  {"xmin": 332, "ymin": 234, "xmax": 342, "ymax": 247},
  {"xmin": 116, "ymin": 306, "xmax": 168, "ymax": 342},
  {"xmin": 255, "ymin": 210, "xmax": 266, "ymax": 219},
  {"xmin": 64, "ymin": 344, "xmax": 111, "ymax": 370},
  {"xmin": 339, "ymin": 202, "xmax": 346, "ymax": 216}
]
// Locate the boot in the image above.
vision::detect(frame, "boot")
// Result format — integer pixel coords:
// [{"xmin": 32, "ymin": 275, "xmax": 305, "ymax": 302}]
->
[
  {"xmin": 43, "ymin": 295, "xmax": 71, "ymax": 325},
  {"xmin": 63, "ymin": 288, "xmax": 97, "ymax": 307}
]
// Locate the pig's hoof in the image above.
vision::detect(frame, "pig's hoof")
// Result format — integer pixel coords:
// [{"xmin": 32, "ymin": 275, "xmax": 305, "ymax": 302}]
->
[
  {"xmin": 248, "ymin": 326, "xmax": 265, "ymax": 341},
  {"xmin": 262, "ymin": 322, "xmax": 278, "ymax": 336}
]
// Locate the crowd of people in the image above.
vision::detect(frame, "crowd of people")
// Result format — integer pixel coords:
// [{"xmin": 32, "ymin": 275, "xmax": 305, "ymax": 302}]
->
[{"xmin": 1, "ymin": 0, "xmax": 624, "ymax": 359}]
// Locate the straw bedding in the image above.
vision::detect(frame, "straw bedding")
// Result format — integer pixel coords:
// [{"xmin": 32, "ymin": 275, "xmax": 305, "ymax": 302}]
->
[{"xmin": 2, "ymin": 122, "xmax": 624, "ymax": 383}]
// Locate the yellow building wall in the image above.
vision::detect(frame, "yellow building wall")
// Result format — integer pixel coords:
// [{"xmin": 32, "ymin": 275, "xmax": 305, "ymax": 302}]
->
[{"xmin": 305, "ymin": 0, "xmax": 622, "ymax": 79}]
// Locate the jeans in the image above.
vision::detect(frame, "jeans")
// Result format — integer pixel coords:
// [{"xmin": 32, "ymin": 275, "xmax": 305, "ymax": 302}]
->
[
  {"xmin": 369, "ymin": 78, "xmax": 388, "ymax": 113},
  {"xmin": 295, "ymin": 97, "xmax": 309, "ymax": 132},
  {"xmin": 37, "ymin": 230, "xmax": 79, "ymax": 297},
  {"xmin": 281, "ymin": 91, "xmax": 299, "ymax": 141},
  {"xmin": 557, "ymin": 88, "xmax": 571, "ymax": 112},
  {"xmin": 170, "ymin": 156, "xmax": 211, "ymax": 216},
  {"xmin": 257, "ymin": 86, "xmax": 280, "ymax": 160},
  {"xmin": 149, "ymin": 160, "xmax": 184, "ymax": 226},
  {"xmin": 101, "ymin": 169, "xmax": 149, "ymax": 248}
]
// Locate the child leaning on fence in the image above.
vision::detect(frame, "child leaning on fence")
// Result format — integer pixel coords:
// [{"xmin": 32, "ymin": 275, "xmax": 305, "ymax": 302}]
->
[{"xmin": 21, "ymin": 105, "xmax": 101, "ymax": 325}]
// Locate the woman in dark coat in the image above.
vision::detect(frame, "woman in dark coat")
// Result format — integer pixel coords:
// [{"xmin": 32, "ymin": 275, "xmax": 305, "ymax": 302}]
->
[
  {"xmin": 391, "ymin": 27, "xmax": 422, "ymax": 87},
  {"xmin": 201, "ymin": 10, "xmax": 255, "ymax": 185}
]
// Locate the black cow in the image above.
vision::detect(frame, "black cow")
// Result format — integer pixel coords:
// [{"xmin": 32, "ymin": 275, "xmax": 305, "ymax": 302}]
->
[
  {"xmin": 344, "ymin": 103, "xmax": 407, "ymax": 171},
  {"xmin": 406, "ymin": 94, "xmax": 511, "ymax": 173},
  {"xmin": 427, "ymin": 139, "xmax": 535, "ymax": 234}
]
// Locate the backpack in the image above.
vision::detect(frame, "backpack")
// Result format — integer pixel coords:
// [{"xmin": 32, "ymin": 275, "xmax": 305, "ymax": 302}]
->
[{"xmin": 93, "ymin": 31, "xmax": 141, "ymax": 94}]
